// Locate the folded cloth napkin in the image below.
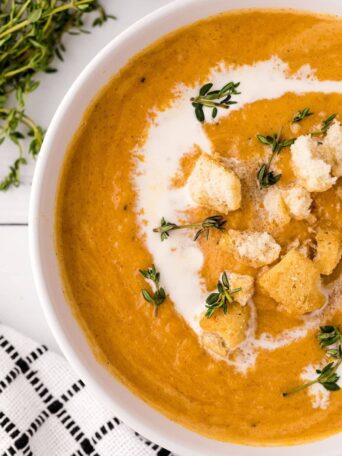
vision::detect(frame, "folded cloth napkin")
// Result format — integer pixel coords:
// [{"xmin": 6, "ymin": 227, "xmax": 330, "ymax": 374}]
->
[{"xmin": 0, "ymin": 324, "xmax": 174, "ymax": 456}]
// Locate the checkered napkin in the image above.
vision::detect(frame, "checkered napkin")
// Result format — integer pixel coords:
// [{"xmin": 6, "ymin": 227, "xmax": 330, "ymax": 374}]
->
[{"xmin": 0, "ymin": 324, "xmax": 174, "ymax": 456}]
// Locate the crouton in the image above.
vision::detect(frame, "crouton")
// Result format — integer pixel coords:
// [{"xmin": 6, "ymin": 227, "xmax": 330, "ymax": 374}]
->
[
  {"xmin": 220, "ymin": 229, "xmax": 281, "ymax": 268},
  {"xmin": 200, "ymin": 332, "xmax": 228, "ymax": 357},
  {"xmin": 320, "ymin": 120, "xmax": 342, "ymax": 177},
  {"xmin": 263, "ymin": 188, "xmax": 291, "ymax": 226},
  {"xmin": 228, "ymin": 272, "xmax": 254, "ymax": 305},
  {"xmin": 200, "ymin": 302, "xmax": 250, "ymax": 352},
  {"xmin": 283, "ymin": 185, "xmax": 312, "ymax": 220},
  {"xmin": 258, "ymin": 250, "xmax": 325, "ymax": 315},
  {"xmin": 314, "ymin": 226, "xmax": 342, "ymax": 275},
  {"xmin": 263, "ymin": 186, "xmax": 312, "ymax": 225},
  {"xmin": 290, "ymin": 135, "xmax": 336, "ymax": 192},
  {"xmin": 188, "ymin": 154, "xmax": 241, "ymax": 213}
]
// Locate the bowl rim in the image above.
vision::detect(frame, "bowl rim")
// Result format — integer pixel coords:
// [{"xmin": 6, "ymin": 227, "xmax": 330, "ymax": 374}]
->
[{"xmin": 29, "ymin": 0, "xmax": 342, "ymax": 455}]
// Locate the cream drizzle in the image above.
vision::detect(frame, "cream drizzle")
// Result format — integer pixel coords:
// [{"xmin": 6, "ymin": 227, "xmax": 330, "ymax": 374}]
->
[{"xmin": 133, "ymin": 57, "xmax": 342, "ymax": 374}]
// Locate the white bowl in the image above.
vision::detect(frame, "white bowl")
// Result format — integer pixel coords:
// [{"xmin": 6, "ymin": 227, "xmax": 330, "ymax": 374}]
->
[{"xmin": 29, "ymin": 0, "xmax": 342, "ymax": 455}]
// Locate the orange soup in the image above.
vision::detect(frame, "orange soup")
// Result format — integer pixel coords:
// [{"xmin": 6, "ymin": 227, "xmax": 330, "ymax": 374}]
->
[{"xmin": 56, "ymin": 9, "xmax": 342, "ymax": 445}]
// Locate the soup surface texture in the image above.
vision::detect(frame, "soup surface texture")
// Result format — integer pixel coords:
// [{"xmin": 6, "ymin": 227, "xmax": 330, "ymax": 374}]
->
[{"xmin": 56, "ymin": 9, "xmax": 342, "ymax": 445}]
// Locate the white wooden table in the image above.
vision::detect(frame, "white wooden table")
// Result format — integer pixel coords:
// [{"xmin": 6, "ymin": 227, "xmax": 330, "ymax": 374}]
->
[{"xmin": 0, "ymin": 0, "xmax": 171, "ymax": 354}]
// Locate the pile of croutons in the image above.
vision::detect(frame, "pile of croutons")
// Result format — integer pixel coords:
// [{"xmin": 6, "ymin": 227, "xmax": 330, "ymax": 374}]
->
[{"xmin": 188, "ymin": 128, "xmax": 342, "ymax": 357}]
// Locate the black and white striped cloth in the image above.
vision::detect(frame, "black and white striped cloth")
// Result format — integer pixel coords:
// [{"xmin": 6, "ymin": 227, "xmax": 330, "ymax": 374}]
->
[{"xmin": 0, "ymin": 324, "xmax": 174, "ymax": 456}]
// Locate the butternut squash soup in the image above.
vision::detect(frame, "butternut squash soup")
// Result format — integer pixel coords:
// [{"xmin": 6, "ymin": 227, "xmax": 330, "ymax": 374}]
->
[{"xmin": 56, "ymin": 9, "xmax": 342, "ymax": 445}]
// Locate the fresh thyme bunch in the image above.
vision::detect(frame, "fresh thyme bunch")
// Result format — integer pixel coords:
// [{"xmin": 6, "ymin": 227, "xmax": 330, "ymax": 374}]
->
[{"xmin": 0, "ymin": 0, "xmax": 114, "ymax": 190}]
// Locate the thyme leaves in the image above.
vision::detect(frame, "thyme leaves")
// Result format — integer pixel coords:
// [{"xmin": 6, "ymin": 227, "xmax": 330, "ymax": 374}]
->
[
  {"xmin": 283, "ymin": 326, "xmax": 342, "ymax": 397},
  {"xmin": 139, "ymin": 265, "xmax": 166, "ymax": 316},
  {"xmin": 153, "ymin": 215, "xmax": 226, "ymax": 242},
  {"xmin": 191, "ymin": 81, "xmax": 240, "ymax": 122},
  {"xmin": 256, "ymin": 133, "xmax": 295, "ymax": 188},
  {"xmin": 205, "ymin": 272, "xmax": 241, "ymax": 318},
  {"xmin": 0, "ymin": 0, "xmax": 113, "ymax": 190}
]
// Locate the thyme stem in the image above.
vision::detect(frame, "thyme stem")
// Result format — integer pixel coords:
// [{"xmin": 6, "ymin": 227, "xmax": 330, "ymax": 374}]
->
[
  {"xmin": 153, "ymin": 215, "xmax": 226, "ymax": 241},
  {"xmin": 283, "ymin": 326, "xmax": 342, "ymax": 397},
  {"xmin": 0, "ymin": 0, "xmax": 114, "ymax": 190}
]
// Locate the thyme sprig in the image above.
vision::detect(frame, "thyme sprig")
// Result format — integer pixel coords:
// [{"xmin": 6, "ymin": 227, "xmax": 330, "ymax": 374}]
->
[
  {"xmin": 311, "ymin": 113, "xmax": 337, "ymax": 137},
  {"xmin": 256, "ymin": 132, "xmax": 295, "ymax": 188},
  {"xmin": 139, "ymin": 265, "xmax": 166, "ymax": 316},
  {"xmin": 191, "ymin": 81, "xmax": 240, "ymax": 122},
  {"xmin": 205, "ymin": 272, "xmax": 241, "ymax": 318},
  {"xmin": 153, "ymin": 215, "xmax": 226, "ymax": 242},
  {"xmin": 292, "ymin": 107, "xmax": 313, "ymax": 123},
  {"xmin": 0, "ymin": 0, "xmax": 114, "ymax": 190},
  {"xmin": 283, "ymin": 326, "xmax": 342, "ymax": 397},
  {"xmin": 0, "ymin": 107, "xmax": 44, "ymax": 189}
]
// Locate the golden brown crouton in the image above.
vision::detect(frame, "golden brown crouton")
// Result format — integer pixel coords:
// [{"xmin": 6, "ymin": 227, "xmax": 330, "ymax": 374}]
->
[
  {"xmin": 200, "ymin": 303, "xmax": 250, "ymax": 352},
  {"xmin": 228, "ymin": 272, "xmax": 254, "ymax": 306},
  {"xmin": 188, "ymin": 154, "xmax": 241, "ymax": 214},
  {"xmin": 282, "ymin": 185, "xmax": 312, "ymax": 220},
  {"xmin": 200, "ymin": 332, "xmax": 228, "ymax": 357},
  {"xmin": 290, "ymin": 135, "xmax": 336, "ymax": 192},
  {"xmin": 314, "ymin": 227, "xmax": 342, "ymax": 275},
  {"xmin": 220, "ymin": 229, "xmax": 281, "ymax": 268},
  {"xmin": 320, "ymin": 120, "xmax": 342, "ymax": 177},
  {"xmin": 263, "ymin": 188, "xmax": 291, "ymax": 226},
  {"xmin": 258, "ymin": 250, "xmax": 325, "ymax": 316}
]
